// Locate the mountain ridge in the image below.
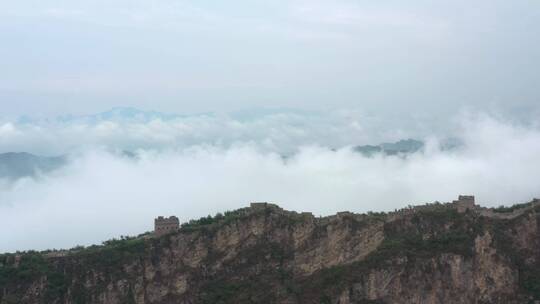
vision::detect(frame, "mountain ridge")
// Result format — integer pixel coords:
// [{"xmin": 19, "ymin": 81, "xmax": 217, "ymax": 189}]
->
[{"xmin": 1, "ymin": 196, "xmax": 539, "ymax": 303}]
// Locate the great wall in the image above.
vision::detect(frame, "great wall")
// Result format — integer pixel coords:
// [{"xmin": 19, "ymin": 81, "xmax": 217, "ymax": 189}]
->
[
  {"xmin": 152, "ymin": 195, "xmax": 539, "ymax": 235},
  {"xmin": 38, "ymin": 195, "xmax": 539, "ymax": 260}
]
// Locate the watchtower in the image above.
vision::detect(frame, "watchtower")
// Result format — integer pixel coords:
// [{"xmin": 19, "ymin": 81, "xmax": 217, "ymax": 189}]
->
[
  {"xmin": 154, "ymin": 216, "xmax": 179, "ymax": 236},
  {"xmin": 453, "ymin": 195, "xmax": 475, "ymax": 213}
]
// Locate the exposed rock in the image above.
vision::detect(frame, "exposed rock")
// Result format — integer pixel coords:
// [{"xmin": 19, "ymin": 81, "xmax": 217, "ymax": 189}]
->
[{"xmin": 1, "ymin": 198, "xmax": 539, "ymax": 304}]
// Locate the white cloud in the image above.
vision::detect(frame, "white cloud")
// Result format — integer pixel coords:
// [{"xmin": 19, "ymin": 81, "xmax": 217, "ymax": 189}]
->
[
  {"xmin": 0, "ymin": 109, "xmax": 401, "ymax": 156},
  {"xmin": 0, "ymin": 123, "xmax": 17, "ymax": 137},
  {"xmin": 0, "ymin": 113, "xmax": 539, "ymax": 252}
]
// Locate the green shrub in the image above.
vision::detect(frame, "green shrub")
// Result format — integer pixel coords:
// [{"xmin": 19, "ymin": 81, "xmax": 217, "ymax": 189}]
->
[
  {"xmin": 492, "ymin": 202, "xmax": 532, "ymax": 213},
  {"xmin": 180, "ymin": 209, "xmax": 247, "ymax": 231}
]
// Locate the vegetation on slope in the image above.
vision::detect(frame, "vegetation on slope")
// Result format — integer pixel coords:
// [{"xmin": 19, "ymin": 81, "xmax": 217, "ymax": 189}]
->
[{"xmin": 1, "ymin": 202, "xmax": 539, "ymax": 303}]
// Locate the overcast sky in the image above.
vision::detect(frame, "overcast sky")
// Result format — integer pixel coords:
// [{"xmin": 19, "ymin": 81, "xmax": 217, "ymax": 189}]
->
[{"xmin": 1, "ymin": 0, "xmax": 539, "ymax": 119}]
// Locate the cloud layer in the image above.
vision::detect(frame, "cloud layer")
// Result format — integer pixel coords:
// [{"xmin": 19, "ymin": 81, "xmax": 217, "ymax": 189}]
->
[
  {"xmin": 0, "ymin": 108, "xmax": 427, "ymax": 156},
  {"xmin": 1, "ymin": 112, "xmax": 539, "ymax": 252}
]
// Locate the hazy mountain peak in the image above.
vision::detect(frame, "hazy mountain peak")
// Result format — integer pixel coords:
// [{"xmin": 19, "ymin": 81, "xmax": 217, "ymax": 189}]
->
[
  {"xmin": 0, "ymin": 152, "xmax": 66, "ymax": 180},
  {"xmin": 354, "ymin": 138, "xmax": 425, "ymax": 156},
  {"xmin": 60, "ymin": 107, "xmax": 181, "ymax": 123}
]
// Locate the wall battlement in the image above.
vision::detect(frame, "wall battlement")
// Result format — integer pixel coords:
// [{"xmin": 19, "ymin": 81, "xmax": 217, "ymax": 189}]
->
[{"xmin": 385, "ymin": 195, "xmax": 476, "ymax": 221}]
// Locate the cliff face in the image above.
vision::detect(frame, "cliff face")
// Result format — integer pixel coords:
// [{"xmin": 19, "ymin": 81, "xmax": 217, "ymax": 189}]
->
[{"xmin": 1, "ymin": 201, "xmax": 540, "ymax": 304}]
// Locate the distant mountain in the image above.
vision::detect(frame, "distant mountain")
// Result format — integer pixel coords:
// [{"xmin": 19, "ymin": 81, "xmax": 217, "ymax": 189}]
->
[
  {"xmin": 13, "ymin": 107, "xmax": 214, "ymax": 125},
  {"xmin": 57, "ymin": 107, "xmax": 182, "ymax": 124},
  {"xmin": 230, "ymin": 107, "xmax": 318, "ymax": 121},
  {"xmin": 0, "ymin": 152, "xmax": 66, "ymax": 180},
  {"xmin": 354, "ymin": 139, "xmax": 424, "ymax": 156}
]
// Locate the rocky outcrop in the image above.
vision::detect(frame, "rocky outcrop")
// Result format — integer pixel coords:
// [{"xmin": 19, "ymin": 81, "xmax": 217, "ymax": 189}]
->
[{"xmin": 1, "ymin": 199, "xmax": 540, "ymax": 304}]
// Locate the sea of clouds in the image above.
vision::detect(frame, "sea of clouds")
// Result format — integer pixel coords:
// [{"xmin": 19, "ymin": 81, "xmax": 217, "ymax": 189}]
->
[
  {"xmin": 1, "ymin": 109, "xmax": 539, "ymax": 252},
  {"xmin": 0, "ymin": 107, "xmax": 420, "ymax": 156}
]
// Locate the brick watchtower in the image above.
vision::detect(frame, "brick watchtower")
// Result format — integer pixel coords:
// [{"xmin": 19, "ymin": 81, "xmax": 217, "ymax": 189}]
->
[
  {"xmin": 154, "ymin": 216, "xmax": 179, "ymax": 236},
  {"xmin": 453, "ymin": 195, "xmax": 475, "ymax": 213}
]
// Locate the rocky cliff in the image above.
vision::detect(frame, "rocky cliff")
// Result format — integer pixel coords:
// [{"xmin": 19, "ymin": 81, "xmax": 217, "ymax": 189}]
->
[{"xmin": 1, "ymin": 198, "xmax": 540, "ymax": 304}]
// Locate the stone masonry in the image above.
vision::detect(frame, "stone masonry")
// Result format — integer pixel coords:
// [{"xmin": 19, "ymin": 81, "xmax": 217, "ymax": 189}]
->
[{"xmin": 154, "ymin": 216, "xmax": 179, "ymax": 236}]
